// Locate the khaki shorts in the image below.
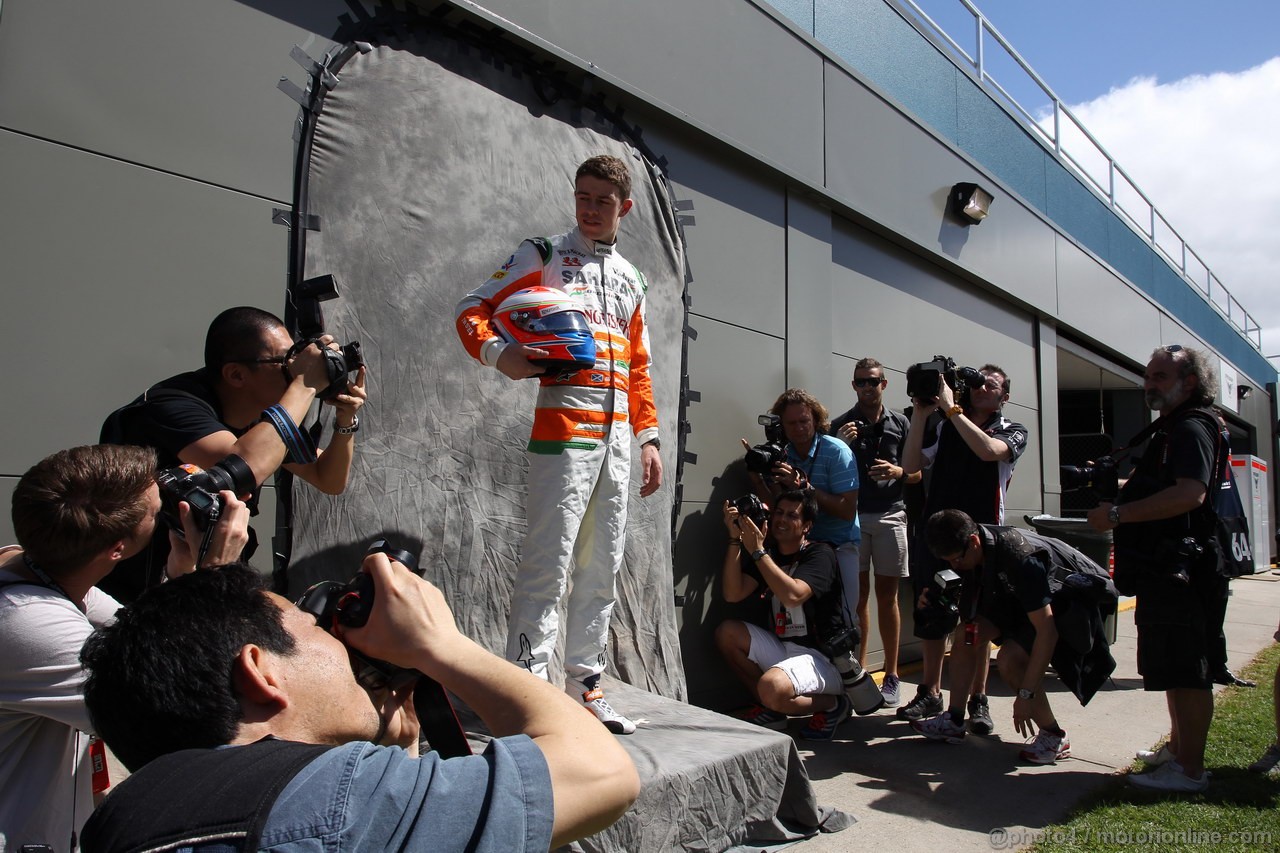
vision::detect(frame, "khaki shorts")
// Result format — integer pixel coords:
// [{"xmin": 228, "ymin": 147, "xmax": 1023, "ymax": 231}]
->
[{"xmin": 858, "ymin": 509, "xmax": 909, "ymax": 578}]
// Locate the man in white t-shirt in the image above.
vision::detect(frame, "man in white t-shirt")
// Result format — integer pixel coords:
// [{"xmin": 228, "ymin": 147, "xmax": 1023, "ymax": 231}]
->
[{"xmin": 0, "ymin": 444, "xmax": 247, "ymax": 851}]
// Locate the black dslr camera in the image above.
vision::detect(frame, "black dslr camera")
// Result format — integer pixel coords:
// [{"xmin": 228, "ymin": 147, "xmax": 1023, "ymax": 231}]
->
[
  {"xmin": 1060, "ymin": 455, "xmax": 1120, "ymax": 501},
  {"xmin": 913, "ymin": 567, "xmax": 964, "ymax": 640},
  {"xmin": 905, "ymin": 355, "xmax": 984, "ymax": 404},
  {"xmin": 296, "ymin": 539, "xmax": 471, "ymax": 758},
  {"xmin": 744, "ymin": 414, "xmax": 787, "ymax": 475},
  {"xmin": 730, "ymin": 493, "xmax": 770, "ymax": 530},
  {"xmin": 289, "ymin": 273, "xmax": 365, "ymax": 400},
  {"xmin": 156, "ymin": 454, "xmax": 256, "ymax": 564}
]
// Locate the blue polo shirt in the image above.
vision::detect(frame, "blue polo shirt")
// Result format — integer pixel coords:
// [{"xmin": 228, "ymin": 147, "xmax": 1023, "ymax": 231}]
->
[{"xmin": 786, "ymin": 434, "xmax": 861, "ymax": 546}]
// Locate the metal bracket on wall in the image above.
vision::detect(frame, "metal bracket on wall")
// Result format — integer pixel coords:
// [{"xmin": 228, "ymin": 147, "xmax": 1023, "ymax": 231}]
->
[
  {"xmin": 291, "ymin": 46, "xmax": 341, "ymax": 90},
  {"xmin": 272, "ymin": 209, "xmax": 321, "ymax": 231}
]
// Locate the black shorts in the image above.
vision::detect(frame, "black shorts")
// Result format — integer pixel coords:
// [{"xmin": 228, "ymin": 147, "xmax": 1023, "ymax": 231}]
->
[{"xmin": 1134, "ymin": 572, "xmax": 1227, "ymax": 691}]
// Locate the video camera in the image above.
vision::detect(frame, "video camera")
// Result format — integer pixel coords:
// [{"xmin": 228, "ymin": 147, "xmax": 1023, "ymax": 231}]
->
[
  {"xmin": 1060, "ymin": 455, "xmax": 1120, "ymax": 502},
  {"xmin": 744, "ymin": 414, "xmax": 787, "ymax": 475},
  {"xmin": 156, "ymin": 453, "xmax": 256, "ymax": 564},
  {"xmin": 905, "ymin": 355, "xmax": 984, "ymax": 404},
  {"xmin": 295, "ymin": 538, "xmax": 472, "ymax": 758},
  {"xmin": 289, "ymin": 273, "xmax": 364, "ymax": 401}
]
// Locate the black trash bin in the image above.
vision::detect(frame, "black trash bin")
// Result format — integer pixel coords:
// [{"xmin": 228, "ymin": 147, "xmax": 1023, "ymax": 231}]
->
[{"xmin": 1024, "ymin": 515, "xmax": 1117, "ymax": 643}]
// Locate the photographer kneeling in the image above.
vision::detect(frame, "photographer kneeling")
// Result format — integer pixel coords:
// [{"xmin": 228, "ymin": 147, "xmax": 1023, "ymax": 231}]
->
[
  {"xmin": 909, "ymin": 510, "xmax": 1116, "ymax": 765},
  {"xmin": 715, "ymin": 491, "xmax": 858, "ymax": 740},
  {"xmin": 78, "ymin": 553, "xmax": 639, "ymax": 851}
]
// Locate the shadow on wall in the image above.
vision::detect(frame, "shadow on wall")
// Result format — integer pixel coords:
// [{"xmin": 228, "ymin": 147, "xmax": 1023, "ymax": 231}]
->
[{"xmin": 673, "ymin": 457, "xmax": 771, "ymax": 711}]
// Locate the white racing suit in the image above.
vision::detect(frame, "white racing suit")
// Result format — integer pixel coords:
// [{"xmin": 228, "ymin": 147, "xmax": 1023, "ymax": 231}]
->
[{"xmin": 456, "ymin": 227, "xmax": 659, "ymax": 685}]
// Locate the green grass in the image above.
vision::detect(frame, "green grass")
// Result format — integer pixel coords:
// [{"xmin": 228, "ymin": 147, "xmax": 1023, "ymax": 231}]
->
[{"xmin": 1028, "ymin": 642, "xmax": 1280, "ymax": 853}]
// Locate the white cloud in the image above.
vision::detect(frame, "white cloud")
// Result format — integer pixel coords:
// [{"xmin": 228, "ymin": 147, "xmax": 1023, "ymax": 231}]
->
[{"xmin": 1057, "ymin": 59, "xmax": 1280, "ymax": 367}]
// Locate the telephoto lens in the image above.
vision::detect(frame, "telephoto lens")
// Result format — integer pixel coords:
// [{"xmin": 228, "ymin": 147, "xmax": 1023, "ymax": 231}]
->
[{"xmin": 831, "ymin": 650, "xmax": 886, "ymax": 715}]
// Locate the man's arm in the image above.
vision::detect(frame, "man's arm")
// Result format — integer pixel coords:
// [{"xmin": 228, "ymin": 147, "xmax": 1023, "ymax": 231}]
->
[
  {"xmin": 736, "ymin": 516, "xmax": 813, "ymax": 608},
  {"xmin": 176, "ymin": 340, "xmax": 345, "ymax": 490},
  {"xmin": 623, "ymin": 296, "xmax": 662, "ymax": 498},
  {"xmin": 348, "ymin": 555, "xmax": 640, "ymax": 849},
  {"xmin": 1011, "ymin": 604, "xmax": 1058, "ymax": 736},
  {"xmin": 281, "ymin": 365, "xmax": 367, "ymax": 493},
  {"xmin": 937, "ymin": 381, "xmax": 1013, "ymax": 462},
  {"xmin": 720, "ymin": 502, "xmax": 760, "ymax": 603},
  {"xmin": 901, "ymin": 403, "xmax": 933, "ymax": 476},
  {"xmin": 1087, "ymin": 478, "xmax": 1207, "ymax": 531},
  {"xmin": 455, "ymin": 241, "xmax": 550, "ymax": 380}
]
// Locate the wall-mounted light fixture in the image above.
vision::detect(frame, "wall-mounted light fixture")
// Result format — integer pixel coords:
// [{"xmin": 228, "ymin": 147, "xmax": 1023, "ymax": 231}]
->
[
  {"xmin": 951, "ymin": 182, "xmax": 994, "ymax": 225},
  {"xmin": 1238, "ymin": 384, "xmax": 1253, "ymax": 401}
]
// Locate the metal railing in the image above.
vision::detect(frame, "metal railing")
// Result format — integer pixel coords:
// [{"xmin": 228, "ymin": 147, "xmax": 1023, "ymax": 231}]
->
[{"xmin": 896, "ymin": 0, "xmax": 1263, "ymax": 350}]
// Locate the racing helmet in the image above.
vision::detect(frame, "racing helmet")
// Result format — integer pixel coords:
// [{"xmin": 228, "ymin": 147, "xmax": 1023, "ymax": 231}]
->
[{"xmin": 492, "ymin": 286, "xmax": 597, "ymax": 372}]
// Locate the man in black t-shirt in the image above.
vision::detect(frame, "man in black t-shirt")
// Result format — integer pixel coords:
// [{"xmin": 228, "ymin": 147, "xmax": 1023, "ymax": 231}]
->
[
  {"xmin": 1088, "ymin": 344, "xmax": 1223, "ymax": 793},
  {"xmin": 900, "ymin": 363, "xmax": 1028, "ymax": 733},
  {"xmin": 99, "ymin": 306, "xmax": 367, "ymax": 600},
  {"xmin": 830, "ymin": 357, "xmax": 920, "ymax": 707},
  {"xmin": 911, "ymin": 510, "xmax": 1103, "ymax": 766},
  {"xmin": 715, "ymin": 490, "xmax": 851, "ymax": 740}
]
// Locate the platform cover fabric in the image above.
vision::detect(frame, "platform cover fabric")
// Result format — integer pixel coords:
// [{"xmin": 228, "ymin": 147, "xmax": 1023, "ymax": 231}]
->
[{"xmin": 286, "ymin": 22, "xmax": 851, "ymax": 851}]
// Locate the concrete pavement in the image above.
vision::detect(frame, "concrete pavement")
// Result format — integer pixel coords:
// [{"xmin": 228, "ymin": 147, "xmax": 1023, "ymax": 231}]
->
[{"xmin": 787, "ymin": 569, "xmax": 1280, "ymax": 853}]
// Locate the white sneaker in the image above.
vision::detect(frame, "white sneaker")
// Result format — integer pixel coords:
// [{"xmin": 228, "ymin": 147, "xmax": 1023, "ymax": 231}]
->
[
  {"xmin": 575, "ymin": 686, "xmax": 636, "ymax": 735},
  {"xmin": 1135, "ymin": 743, "xmax": 1175, "ymax": 767},
  {"xmin": 1130, "ymin": 759, "xmax": 1208, "ymax": 793},
  {"xmin": 1020, "ymin": 728, "xmax": 1071, "ymax": 764}
]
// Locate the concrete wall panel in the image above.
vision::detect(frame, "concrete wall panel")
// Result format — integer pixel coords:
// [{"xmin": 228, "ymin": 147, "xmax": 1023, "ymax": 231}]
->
[
  {"xmin": 681, "ymin": 318, "xmax": 787, "ymax": 505},
  {"xmin": 475, "ymin": 0, "xmax": 826, "ymax": 183},
  {"xmin": 1054, "ymin": 234, "xmax": 1162, "ymax": 366},
  {"xmin": 0, "ymin": 131, "xmax": 286, "ymax": 473},
  {"xmin": 0, "ymin": 0, "xmax": 349, "ymax": 201}
]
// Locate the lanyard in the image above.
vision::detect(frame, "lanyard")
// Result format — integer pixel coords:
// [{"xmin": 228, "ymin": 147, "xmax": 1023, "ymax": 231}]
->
[{"xmin": 19, "ymin": 553, "xmax": 82, "ymax": 612}]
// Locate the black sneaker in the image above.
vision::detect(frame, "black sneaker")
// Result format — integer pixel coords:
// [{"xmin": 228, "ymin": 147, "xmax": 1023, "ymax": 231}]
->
[
  {"xmin": 896, "ymin": 685, "xmax": 944, "ymax": 721},
  {"xmin": 967, "ymin": 693, "xmax": 993, "ymax": 735}
]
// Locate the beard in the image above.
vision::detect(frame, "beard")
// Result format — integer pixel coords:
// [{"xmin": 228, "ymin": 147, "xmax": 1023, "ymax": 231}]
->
[{"xmin": 1145, "ymin": 382, "xmax": 1186, "ymax": 412}]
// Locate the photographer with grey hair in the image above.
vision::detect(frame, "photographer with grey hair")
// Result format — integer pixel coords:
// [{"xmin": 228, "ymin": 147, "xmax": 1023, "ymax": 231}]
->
[{"xmin": 1089, "ymin": 344, "xmax": 1225, "ymax": 792}]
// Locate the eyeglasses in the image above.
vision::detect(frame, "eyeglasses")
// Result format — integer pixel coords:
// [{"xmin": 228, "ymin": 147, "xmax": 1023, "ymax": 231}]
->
[
  {"xmin": 233, "ymin": 357, "xmax": 288, "ymax": 366},
  {"xmin": 1163, "ymin": 345, "xmax": 1184, "ymax": 353},
  {"xmin": 853, "ymin": 377, "xmax": 884, "ymax": 388}
]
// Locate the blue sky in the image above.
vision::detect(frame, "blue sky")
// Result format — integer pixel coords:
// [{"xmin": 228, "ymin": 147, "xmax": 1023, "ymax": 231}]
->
[
  {"xmin": 925, "ymin": 0, "xmax": 1280, "ymax": 104},
  {"xmin": 911, "ymin": 0, "xmax": 1280, "ymax": 366}
]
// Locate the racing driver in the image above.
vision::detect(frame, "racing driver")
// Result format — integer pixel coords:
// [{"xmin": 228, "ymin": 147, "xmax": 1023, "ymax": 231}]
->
[{"xmin": 454, "ymin": 154, "xmax": 662, "ymax": 734}]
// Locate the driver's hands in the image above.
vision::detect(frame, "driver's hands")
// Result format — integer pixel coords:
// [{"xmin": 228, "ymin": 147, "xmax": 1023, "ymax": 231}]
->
[{"xmin": 496, "ymin": 343, "xmax": 550, "ymax": 380}]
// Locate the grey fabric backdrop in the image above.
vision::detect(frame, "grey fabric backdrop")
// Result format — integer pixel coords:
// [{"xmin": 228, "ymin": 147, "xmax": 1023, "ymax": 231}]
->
[
  {"xmin": 282, "ymin": 18, "xmax": 854, "ymax": 851},
  {"xmin": 287, "ymin": 34, "xmax": 688, "ymax": 699}
]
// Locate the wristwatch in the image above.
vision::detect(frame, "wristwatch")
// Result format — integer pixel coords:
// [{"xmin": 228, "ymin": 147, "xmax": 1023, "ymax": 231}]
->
[
  {"xmin": 643, "ymin": 437, "xmax": 661, "ymax": 450},
  {"xmin": 1017, "ymin": 688, "xmax": 1035, "ymax": 700},
  {"xmin": 1107, "ymin": 504, "xmax": 1122, "ymax": 525},
  {"xmin": 749, "ymin": 548, "xmax": 767, "ymax": 562}
]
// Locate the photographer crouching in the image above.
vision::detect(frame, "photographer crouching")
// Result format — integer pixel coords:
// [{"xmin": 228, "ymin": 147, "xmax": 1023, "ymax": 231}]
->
[
  {"xmin": 908, "ymin": 510, "xmax": 1117, "ymax": 765},
  {"xmin": 715, "ymin": 491, "xmax": 881, "ymax": 740},
  {"xmin": 77, "ymin": 550, "xmax": 640, "ymax": 850}
]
